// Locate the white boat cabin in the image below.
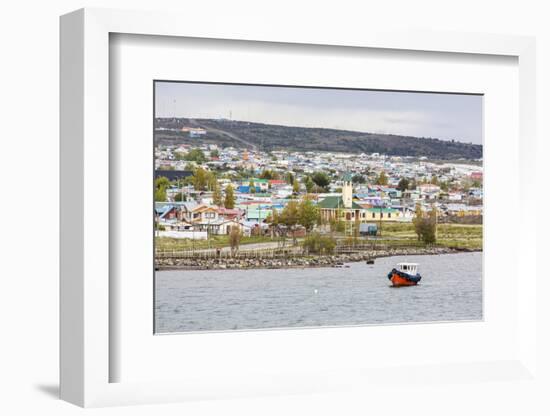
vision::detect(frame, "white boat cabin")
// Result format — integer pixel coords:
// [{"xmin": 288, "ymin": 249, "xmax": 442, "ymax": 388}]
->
[{"xmin": 397, "ymin": 263, "xmax": 419, "ymax": 275}]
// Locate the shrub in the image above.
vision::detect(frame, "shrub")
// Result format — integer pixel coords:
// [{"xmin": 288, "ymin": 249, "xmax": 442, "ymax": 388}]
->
[{"xmin": 303, "ymin": 233, "xmax": 336, "ymax": 255}]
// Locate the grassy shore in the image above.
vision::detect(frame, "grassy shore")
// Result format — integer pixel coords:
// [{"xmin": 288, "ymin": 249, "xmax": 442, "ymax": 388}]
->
[
  {"xmin": 155, "ymin": 223, "xmax": 482, "ymax": 253},
  {"xmin": 376, "ymin": 222, "xmax": 482, "ymax": 250},
  {"xmin": 155, "ymin": 234, "xmax": 274, "ymax": 251}
]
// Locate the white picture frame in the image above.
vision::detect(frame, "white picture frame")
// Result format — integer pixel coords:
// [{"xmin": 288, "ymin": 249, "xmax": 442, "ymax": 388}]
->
[{"xmin": 60, "ymin": 7, "xmax": 537, "ymax": 408}]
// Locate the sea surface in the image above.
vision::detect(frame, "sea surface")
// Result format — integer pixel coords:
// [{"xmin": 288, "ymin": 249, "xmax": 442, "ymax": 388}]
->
[{"xmin": 155, "ymin": 252, "xmax": 482, "ymax": 333}]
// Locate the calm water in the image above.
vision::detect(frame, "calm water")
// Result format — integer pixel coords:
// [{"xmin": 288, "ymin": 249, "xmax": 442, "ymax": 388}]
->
[{"xmin": 155, "ymin": 252, "xmax": 482, "ymax": 333}]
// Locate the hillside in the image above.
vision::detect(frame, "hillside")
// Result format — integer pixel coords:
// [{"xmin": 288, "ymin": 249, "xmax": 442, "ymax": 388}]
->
[{"xmin": 154, "ymin": 118, "xmax": 482, "ymax": 160}]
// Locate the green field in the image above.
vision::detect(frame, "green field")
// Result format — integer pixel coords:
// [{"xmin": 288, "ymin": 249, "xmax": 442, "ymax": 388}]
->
[
  {"xmin": 155, "ymin": 222, "xmax": 482, "ymax": 252},
  {"xmin": 155, "ymin": 234, "xmax": 274, "ymax": 251},
  {"xmin": 374, "ymin": 222, "xmax": 482, "ymax": 250}
]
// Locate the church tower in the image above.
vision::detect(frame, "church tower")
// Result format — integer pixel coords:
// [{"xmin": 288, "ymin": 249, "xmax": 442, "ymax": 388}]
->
[{"xmin": 342, "ymin": 173, "xmax": 353, "ymax": 208}]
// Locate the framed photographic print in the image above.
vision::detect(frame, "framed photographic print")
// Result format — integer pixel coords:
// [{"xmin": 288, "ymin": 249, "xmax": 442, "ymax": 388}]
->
[
  {"xmin": 60, "ymin": 8, "xmax": 538, "ymax": 408},
  {"xmin": 152, "ymin": 80, "xmax": 484, "ymax": 334}
]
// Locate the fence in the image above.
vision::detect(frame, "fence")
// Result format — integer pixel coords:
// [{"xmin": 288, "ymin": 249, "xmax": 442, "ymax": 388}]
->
[
  {"xmin": 334, "ymin": 240, "xmax": 431, "ymax": 253},
  {"xmin": 155, "ymin": 239, "xmax": 435, "ymax": 260},
  {"xmin": 155, "ymin": 245, "xmax": 304, "ymax": 260}
]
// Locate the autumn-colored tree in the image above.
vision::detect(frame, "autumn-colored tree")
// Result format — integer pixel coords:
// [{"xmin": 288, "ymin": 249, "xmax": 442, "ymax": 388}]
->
[
  {"xmin": 280, "ymin": 200, "xmax": 300, "ymax": 244},
  {"xmin": 206, "ymin": 171, "xmax": 218, "ymax": 191},
  {"xmin": 376, "ymin": 171, "xmax": 388, "ymax": 185},
  {"xmin": 212, "ymin": 183, "xmax": 222, "ymax": 206},
  {"xmin": 298, "ymin": 198, "xmax": 320, "ymax": 232},
  {"xmin": 191, "ymin": 167, "xmax": 208, "ymax": 191},
  {"xmin": 412, "ymin": 204, "xmax": 424, "ymax": 241},
  {"xmin": 412, "ymin": 204, "xmax": 437, "ymax": 244},
  {"xmin": 154, "ymin": 177, "xmax": 170, "ymax": 201},
  {"xmin": 228, "ymin": 226, "xmax": 242, "ymax": 256},
  {"xmin": 259, "ymin": 169, "xmax": 279, "ymax": 180},
  {"xmin": 286, "ymin": 172, "xmax": 295, "ymax": 185},
  {"xmin": 224, "ymin": 185, "xmax": 235, "ymax": 209}
]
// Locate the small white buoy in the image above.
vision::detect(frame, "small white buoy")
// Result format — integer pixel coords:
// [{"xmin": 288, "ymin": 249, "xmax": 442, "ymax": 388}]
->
[{"xmin": 314, "ymin": 289, "xmax": 318, "ymax": 294}]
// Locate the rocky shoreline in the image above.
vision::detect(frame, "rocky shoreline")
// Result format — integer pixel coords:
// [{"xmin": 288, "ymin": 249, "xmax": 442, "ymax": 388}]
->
[{"xmin": 156, "ymin": 247, "xmax": 480, "ymax": 271}]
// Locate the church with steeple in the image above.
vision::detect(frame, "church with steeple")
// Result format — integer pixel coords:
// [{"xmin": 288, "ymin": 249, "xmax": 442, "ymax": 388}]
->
[{"xmin": 318, "ymin": 173, "xmax": 366, "ymax": 223}]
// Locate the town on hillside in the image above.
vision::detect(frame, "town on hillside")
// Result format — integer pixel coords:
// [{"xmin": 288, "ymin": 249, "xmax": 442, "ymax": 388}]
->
[{"xmin": 154, "ymin": 133, "xmax": 483, "ymax": 269}]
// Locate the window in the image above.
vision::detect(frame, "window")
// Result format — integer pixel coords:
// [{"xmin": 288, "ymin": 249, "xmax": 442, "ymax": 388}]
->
[
  {"xmin": 388, "ymin": 212, "xmax": 392, "ymax": 218},
  {"xmin": 372, "ymin": 212, "xmax": 375, "ymax": 218}
]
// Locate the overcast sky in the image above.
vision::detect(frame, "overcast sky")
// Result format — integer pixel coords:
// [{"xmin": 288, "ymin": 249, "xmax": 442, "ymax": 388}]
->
[{"xmin": 155, "ymin": 81, "xmax": 483, "ymax": 145}]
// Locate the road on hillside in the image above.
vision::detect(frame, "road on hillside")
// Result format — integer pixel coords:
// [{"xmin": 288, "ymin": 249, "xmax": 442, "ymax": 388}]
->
[{"xmin": 190, "ymin": 120, "xmax": 258, "ymax": 151}]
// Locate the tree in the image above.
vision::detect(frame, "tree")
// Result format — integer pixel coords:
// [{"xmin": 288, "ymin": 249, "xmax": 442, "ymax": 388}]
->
[
  {"xmin": 212, "ymin": 183, "xmax": 222, "ymax": 206},
  {"xmin": 184, "ymin": 148, "xmax": 206, "ymax": 163},
  {"xmin": 311, "ymin": 172, "xmax": 330, "ymax": 190},
  {"xmin": 184, "ymin": 162, "xmax": 197, "ymax": 173},
  {"xmin": 224, "ymin": 185, "xmax": 235, "ymax": 209},
  {"xmin": 280, "ymin": 200, "xmax": 300, "ymax": 244},
  {"xmin": 259, "ymin": 169, "xmax": 279, "ymax": 180},
  {"xmin": 281, "ymin": 201, "xmax": 299, "ymax": 228},
  {"xmin": 303, "ymin": 233, "xmax": 336, "ymax": 255},
  {"xmin": 298, "ymin": 198, "xmax": 320, "ymax": 232},
  {"xmin": 191, "ymin": 167, "xmax": 208, "ymax": 191},
  {"xmin": 173, "ymin": 192, "xmax": 187, "ymax": 202},
  {"xmin": 173, "ymin": 150, "xmax": 189, "ymax": 160},
  {"xmin": 376, "ymin": 171, "xmax": 388, "ymax": 186},
  {"xmin": 425, "ymin": 208, "xmax": 438, "ymax": 244},
  {"xmin": 228, "ymin": 226, "xmax": 242, "ymax": 256},
  {"xmin": 397, "ymin": 177, "xmax": 410, "ymax": 192},
  {"xmin": 210, "ymin": 149, "xmax": 220, "ymax": 159},
  {"xmin": 330, "ymin": 217, "xmax": 345, "ymax": 233},
  {"xmin": 206, "ymin": 171, "xmax": 218, "ymax": 191},
  {"xmin": 412, "ymin": 204, "xmax": 424, "ymax": 241},
  {"xmin": 248, "ymin": 179, "xmax": 256, "ymax": 193},
  {"xmin": 154, "ymin": 177, "xmax": 170, "ymax": 201},
  {"xmin": 304, "ymin": 176, "xmax": 314, "ymax": 193},
  {"xmin": 265, "ymin": 209, "xmax": 281, "ymax": 240},
  {"xmin": 286, "ymin": 172, "xmax": 295, "ymax": 185},
  {"xmin": 430, "ymin": 176, "xmax": 439, "ymax": 185},
  {"xmin": 412, "ymin": 204, "xmax": 437, "ymax": 244},
  {"xmin": 352, "ymin": 174, "xmax": 366, "ymax": 184},
  {"xmin": 292, "ymin": 178, "xmax": 300, "ymax": 193}
]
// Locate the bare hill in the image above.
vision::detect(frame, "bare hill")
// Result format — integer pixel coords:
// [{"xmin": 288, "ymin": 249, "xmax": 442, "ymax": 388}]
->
[{"xmin": 155, "ymin": 118, "xmax": 482, "ymax": 160}]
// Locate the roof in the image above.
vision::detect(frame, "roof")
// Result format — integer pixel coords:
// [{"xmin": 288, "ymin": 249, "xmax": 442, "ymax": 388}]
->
[
  {"xmin": 217, "ymin": 208, "xmax": 243, "ymax": 215},
  {"xmin": 192, "ymin": 204, "xmax": 218, "ymax": 213},
  {"xmin": 155, "ymin": 201, "xmax": 198, "ymax": 213},
  {"xmin": 317, "ymin": 196, "xmax": 363, "ymax": 209},
  {"xmin": 366, "ymin": 207, "xmax": 397, "ymax": 213}
]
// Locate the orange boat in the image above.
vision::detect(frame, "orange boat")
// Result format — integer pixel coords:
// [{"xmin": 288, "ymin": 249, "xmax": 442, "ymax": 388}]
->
[{"xmin": 387, "ymin": 263, "xmax": 422, "ymax": 287}]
